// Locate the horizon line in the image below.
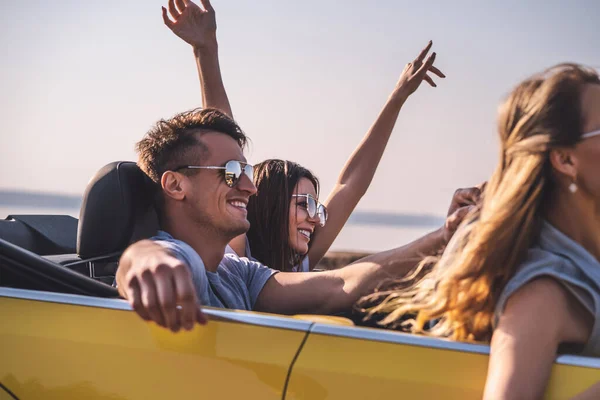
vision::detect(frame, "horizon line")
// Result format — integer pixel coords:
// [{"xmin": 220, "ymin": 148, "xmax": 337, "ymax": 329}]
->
[{"xmin": 0, "ymin": 189, "xmax": 445, "ymax": 228}]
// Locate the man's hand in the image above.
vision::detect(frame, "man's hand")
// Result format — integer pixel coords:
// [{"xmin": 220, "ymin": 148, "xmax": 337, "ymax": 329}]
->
[
  {"xmin": 442, "ymin": 185, "xmax": 484, "ymax": 243},
  {"xmin": 162, "ymin": 0, "xmax": 217, "ymax": 50},
  {"xmin": 393, "ymin": 40, "xmax": 446, "ymax": 99},
  {"xmin": 117, "ymin": 240, "xmax": 207, "ymax": 332}
]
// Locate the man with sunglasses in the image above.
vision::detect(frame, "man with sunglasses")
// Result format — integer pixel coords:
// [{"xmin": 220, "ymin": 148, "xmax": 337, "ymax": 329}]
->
[{"xmin": 117, "ymin": 107, "xmax": 480, "ymax": 331}]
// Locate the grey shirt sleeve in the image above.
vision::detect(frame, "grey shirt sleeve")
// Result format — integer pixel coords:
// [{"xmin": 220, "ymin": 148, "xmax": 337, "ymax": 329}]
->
[
  {"xmin": 153, "ymin": 238, "xmax": 211, "ymax": 306},
  {"xmin": 494, "ymin": 251, "xmax": 599, "ymax": 349},
  {"xmin": 225, "ymin": 254, "xmax": 278, "ymax": 309}
]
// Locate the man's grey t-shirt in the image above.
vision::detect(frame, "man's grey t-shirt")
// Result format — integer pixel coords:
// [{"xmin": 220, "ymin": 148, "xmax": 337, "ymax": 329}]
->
[{"xmin": 152, "ymin": 230, "xmax": 278, "ymax": 310}]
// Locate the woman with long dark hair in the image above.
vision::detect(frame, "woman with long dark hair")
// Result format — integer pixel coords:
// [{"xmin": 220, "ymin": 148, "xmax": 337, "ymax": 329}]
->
[
  {"xmin": 242, "ymin": 160, "xmax": 321, "ymax": 272},
  {"xmin": 162, "ymin": 0, "xmax": 467, "ymax": 272},
  {"xmin": 357, "ymin": 64, "xmax": 600, "ymax": 398}
]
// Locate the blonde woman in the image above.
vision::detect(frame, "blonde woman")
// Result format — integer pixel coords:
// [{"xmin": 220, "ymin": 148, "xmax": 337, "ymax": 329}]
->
[{"xmin": 358, "ymin": 64, "xmax": 600, "ymax": 399}]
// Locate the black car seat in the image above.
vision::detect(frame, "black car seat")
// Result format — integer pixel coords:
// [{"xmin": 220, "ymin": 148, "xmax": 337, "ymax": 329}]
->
[
  {"xmin": 0, "ymin": 161, "xmax": 158, "ymax": 293},
  {"xmin": 63, "ymin": 161, "xmax": 160, "ymax": 283},
  {"xmin": 77, "ymin": 161, "xmax": 159, "ymax": 258},
  {"xmin": 0, "ymin": 214, "xmax": 78, "ymax": 255}
]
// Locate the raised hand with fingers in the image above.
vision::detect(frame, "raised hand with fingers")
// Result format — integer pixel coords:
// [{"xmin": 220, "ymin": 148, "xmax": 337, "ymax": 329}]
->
[
  {"xmin": 395, "ymin": 40, "xmax": 446, "ymax": 97},
  {"xmin": 162, "ymin": 0, "xmax": 217, "ymax": 49}
]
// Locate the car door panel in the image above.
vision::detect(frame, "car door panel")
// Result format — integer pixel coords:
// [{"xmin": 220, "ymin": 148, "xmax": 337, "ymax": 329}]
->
[
  {"xmin": 0, "ymin": 384, "xmax": 17, "ymax": 400},
  {"xmin": 0, "ymin": 288, "xmax": 310, "ymax": 400},
  {"xmin": 285, "ymin": 323, "xmax": 600, "ymax": 399}
]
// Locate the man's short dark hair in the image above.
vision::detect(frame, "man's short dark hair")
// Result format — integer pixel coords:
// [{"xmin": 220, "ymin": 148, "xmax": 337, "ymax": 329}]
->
[{"xmin": 136, "ymin": 108, "xmax": 247, "ymax": 183}]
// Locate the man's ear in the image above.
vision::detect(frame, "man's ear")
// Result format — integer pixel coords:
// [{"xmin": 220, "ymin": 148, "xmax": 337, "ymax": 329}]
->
[
  {"xmin": 549, "ymin": 148, "xmax": 579, "ymax": 180},
  {"xmin": 161, "ymin": 171, "xmax": 186, "ymax": 201}
]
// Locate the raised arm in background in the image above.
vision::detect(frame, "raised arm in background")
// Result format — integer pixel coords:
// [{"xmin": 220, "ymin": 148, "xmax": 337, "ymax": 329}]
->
[
  {"xmin": 162, "ymin": 0, "xmax": 233, "ymax": 117},
  {"xmin": 163, "ymin": 1, "xmax": 448, "ymax": 265},
  {"xmin": 307, "ymin": 41, "xmax": 445, "ymax": 269}
]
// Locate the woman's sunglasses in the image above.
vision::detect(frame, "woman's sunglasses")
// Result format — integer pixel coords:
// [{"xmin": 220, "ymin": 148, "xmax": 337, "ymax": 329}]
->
[
  {"xmin": 292, "ymin": 194, "xmax": 328, "ymax": 227},
  {"xmin": 175, "ymin": 160, "xmax": 254, "ymax": 188}
]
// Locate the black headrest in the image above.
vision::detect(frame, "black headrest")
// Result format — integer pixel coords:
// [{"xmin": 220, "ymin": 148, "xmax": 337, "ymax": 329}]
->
[{"xmin": 77, "ymin": 161, "xmax": 159, "ymax": 258}]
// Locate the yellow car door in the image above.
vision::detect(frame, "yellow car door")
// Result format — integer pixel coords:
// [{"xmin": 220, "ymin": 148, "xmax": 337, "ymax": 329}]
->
[
  {"xmin": 285, "ymin": 323, "xmax": 600, "ymax": 399},
  {"xmin": 0, "ymin": 287, "xmax": 311, "ymax": 400}
]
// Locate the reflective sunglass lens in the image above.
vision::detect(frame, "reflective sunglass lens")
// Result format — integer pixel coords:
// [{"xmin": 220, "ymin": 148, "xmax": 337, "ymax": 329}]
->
[
  {"xmin": 318, "ymin": 205, "xmax": 327, "ymax": 227},
  {"xmin": 243, "ymin": 164, "xmax": 254, "ymax": 182},
  {"xmin": 224, "ymin": 161, "xmax": 253, "ymax": 187},
  {"xmin": 307, "ymin": 196, "xmax": 317, "ymax": 218},
  {"xmin": 225, "ymin": 160, "xmax": 242, "ymax": 187}
]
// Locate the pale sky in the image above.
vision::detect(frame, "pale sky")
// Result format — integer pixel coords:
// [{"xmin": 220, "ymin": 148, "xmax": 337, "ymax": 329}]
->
[{"xmin": 1, "ymin": 0, "xmax": 598, "ymax": 217}]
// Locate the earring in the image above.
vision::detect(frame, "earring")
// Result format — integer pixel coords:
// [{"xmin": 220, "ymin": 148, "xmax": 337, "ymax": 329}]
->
[{"xmin": 569, "ymin": 182, "xmax": 578, "ymax": 193}]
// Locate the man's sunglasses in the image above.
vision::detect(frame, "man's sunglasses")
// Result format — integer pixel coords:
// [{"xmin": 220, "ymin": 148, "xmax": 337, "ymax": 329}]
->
[
  {"xmin": 292, "ymin": 194, "xmax": 328, "ymax": 227},
  {"xmin": 175, "ymin": 160, "xmax": 254, "ymax": 188}
]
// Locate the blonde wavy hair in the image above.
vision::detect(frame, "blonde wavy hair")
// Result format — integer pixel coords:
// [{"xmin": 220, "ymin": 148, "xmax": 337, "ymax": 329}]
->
[{"xmin": 357, "ymin": 64, "xmax": 600, "ymax": 342}]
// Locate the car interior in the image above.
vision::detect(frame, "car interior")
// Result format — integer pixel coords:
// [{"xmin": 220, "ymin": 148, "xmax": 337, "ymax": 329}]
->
[{"xmin": 0, "ymin": 161, "xmax": 158, "ymax": 298}]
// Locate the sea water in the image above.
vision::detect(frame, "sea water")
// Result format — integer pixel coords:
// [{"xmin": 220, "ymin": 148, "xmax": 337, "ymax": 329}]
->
[{"xmin": 1, "ymin": 205, "xmax": 439, "ymax": 253}]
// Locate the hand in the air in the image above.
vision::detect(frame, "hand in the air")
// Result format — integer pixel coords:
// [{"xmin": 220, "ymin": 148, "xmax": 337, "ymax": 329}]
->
[
  {"xmin": 395, "ymin": 40, "xmax": 446, "ymax": 97},
  {"xmin": 162, "ymin": 0, "xmax": 217, "ymax": 49}
]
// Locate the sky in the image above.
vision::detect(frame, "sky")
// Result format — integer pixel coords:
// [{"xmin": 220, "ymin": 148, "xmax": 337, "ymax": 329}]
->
[{"xmin": 1, "ymin": 0, "xmax": 598, "ymax": 218}]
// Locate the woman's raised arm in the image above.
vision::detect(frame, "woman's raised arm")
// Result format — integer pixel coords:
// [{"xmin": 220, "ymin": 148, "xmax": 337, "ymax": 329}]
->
[
  {"xmin": 162, "ymin": 0, "xmax": 233, "ymax": 118},
  {"xmin": 163, "ymin": 0, "xmax": 248, "ymax": 256},
  {"xmin": 307, "ymin": 41, "xmax": 445, "ymax": 268}
]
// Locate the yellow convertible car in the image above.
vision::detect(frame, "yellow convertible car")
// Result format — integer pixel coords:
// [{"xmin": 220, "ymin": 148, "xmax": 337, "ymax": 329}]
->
[{"xmin": 1, "ymin": 162, "xmax": 598, "ymax": 400}]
